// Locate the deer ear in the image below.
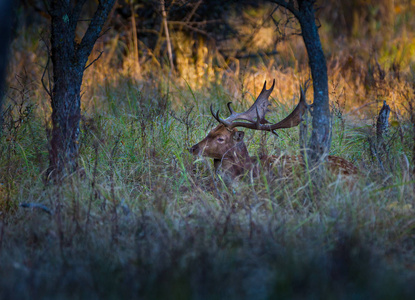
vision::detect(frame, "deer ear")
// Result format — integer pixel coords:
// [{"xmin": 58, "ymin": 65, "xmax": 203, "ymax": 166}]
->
[{"xmin": 233, "ymin": 131, "xmax": 244, "ymax": 142}]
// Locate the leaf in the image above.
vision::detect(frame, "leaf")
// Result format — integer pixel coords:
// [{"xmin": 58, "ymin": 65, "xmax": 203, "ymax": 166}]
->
[
  {"xmin": 386, "ymin": 201, "xmax": 413, "ymax": 213},
  {"xmin": 390, "ymin": 120, "xmax": 399, "ymax": 127}
]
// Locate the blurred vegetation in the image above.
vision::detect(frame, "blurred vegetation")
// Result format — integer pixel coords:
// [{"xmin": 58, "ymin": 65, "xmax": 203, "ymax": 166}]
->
[{"xmin": 1, "ymin": 0, "xmax": 415, "ymax": 298}]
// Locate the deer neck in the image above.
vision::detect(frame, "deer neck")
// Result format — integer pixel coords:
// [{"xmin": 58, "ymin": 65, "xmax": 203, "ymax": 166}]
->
[{"xmin": 214, "ymin": 141, "xmax": 252, "ymax": 177}]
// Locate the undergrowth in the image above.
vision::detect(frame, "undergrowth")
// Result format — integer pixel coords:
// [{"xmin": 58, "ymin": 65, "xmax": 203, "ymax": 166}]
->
[
  {"xmin": 2, "ymin": 2, "xmax": 415, "ymax": 297},
  {"xmin": 0, "ymin": 74, "xmax": 414, "ymax": 299}
]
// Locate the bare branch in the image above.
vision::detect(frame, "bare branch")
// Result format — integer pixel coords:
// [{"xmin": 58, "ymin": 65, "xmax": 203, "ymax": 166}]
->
[
  {"xmin": 84, "ymin": 50, "xmax": 104, "ymax": 71},
  {"xmin": 269, "ymin": 0, "xmax": 301, "ymax": 19},
  {"xmin": 20, "ymin": 203, "xmax": 52, "ymax": 215},
  {"xmin": 41, "ymin": 55, "xmax": 52, "ymax": 97},
  {"xmin": 77, "ymin": 0, "xmax": 116, "ymax": 68},
  {"xmin": 170, "ymin": 22, "xmax": 213, "ymax": 39},
  {"xmin": 183, "ymin": 0, "xmax": 202, "ymax": 23},
  {"xmin": 40, "ymin": 33, "xmax": 52, "ymax": 97},
  {"xmin": 70, "ymin": 0, "xmax": 87, "ymax": 34},
  {"xmin": 98, "ymin": 25, "xmax": 111, "ymax": 39},
  {"xmin": 168, "ymin": 20, "xmax": 222, "ymax": 26}
]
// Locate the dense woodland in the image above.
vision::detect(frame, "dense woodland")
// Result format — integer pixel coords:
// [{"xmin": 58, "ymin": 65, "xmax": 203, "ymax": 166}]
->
[{"xmin": 1, "ymin": 0, "xmax": 415, "ymax": 298}]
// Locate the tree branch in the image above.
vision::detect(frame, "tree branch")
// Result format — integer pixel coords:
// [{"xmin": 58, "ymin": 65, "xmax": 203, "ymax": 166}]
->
[
  {"xmin": 170, "ymin": 22, "xmax": 213, "ymax": 39},
  {"xmin": 84, "ymin": 50, "xmax": 103, "ymax": 70},
  {"xmin": 77, "ymin": 0, "xmax": 116, "ymax": 68},
  {"xmin": 40, "ymin": 33, "xmax": 52, "ymax": 97},
  {"xmin": 20, "ymin": 203, "xmax": 52, "ymax": 215},
  {"xmin": 49, "ymin": 0, "xmax": 70, "ymax": 17},
  {"xmin": 269, "ymin": 0, "xmax": 301, "ymax": 19},
  {"xmin": 70, "ymin": 0, "xmax": 87, "ymax": 34},
  {"xmin": 41, "ymin": 54, "xmax": 52, "ymax": 97}
]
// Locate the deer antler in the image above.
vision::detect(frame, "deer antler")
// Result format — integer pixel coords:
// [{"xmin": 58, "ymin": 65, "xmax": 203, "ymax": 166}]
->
[{"xmin": 210, "ymin": 80, "xmax": 307, "ymax": 133}]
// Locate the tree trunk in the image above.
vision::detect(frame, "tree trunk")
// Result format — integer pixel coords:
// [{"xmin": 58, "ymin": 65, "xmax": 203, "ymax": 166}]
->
[
  {"xmin": 49, "ymin": 1, "xmax": 82, "ymax": 174},
  {"xmin": 270, "ymin": 0, "xmax": 331, "ymax": 165},
  {"xmin": 0, "ymin": 0, "xmax": 14, "ymax": 135},
  {"xmin": 297, "ymin": 1, "xmax": 331, "ymax": 164},
  {"xmin": 48, "ymin": 0, "xmax": 115, "ymax": 178},
  {"xmin": 49, "ymin": 72, "xmax": 83, "ymax": 174}
]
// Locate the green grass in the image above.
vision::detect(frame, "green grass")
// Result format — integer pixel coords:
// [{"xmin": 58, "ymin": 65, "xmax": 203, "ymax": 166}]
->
[{"xmin": 1, "ymin": 74, "xmax": 415, "ymax": 299}]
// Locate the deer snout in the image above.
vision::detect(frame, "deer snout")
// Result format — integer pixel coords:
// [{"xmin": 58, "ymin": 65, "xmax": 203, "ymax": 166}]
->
[{"xmin": 188, "ymin": 144, "xmax": 199, "ymax": 155}]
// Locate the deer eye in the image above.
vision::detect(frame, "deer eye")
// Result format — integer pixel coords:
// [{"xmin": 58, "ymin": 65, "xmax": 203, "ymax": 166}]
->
[{"xmin": 217, "ymin": 137, "xmax": 225, "ymax": 143}]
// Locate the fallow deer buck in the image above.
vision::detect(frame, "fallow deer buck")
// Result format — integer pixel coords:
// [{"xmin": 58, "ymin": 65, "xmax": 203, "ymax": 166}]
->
[{"xmin": 189, "ymin": 79, "xmax": 358, "ymax": 181}]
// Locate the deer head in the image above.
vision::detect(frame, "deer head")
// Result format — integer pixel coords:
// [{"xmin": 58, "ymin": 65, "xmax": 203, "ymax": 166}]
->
[{"xmin": 188, "ymin": 124, "xmax": 247, "ymax": 159}]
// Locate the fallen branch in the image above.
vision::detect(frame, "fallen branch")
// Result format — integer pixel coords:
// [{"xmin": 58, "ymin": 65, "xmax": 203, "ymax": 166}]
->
[{"xmin": 20, "ymin": 203, "xmax": 52, "ymax": 215}]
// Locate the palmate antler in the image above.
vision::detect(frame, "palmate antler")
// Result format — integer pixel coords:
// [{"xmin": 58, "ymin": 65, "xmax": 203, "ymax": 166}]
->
[{"xmin": 210, "ymin": 79, "xmax": 307, "ymax": 133}]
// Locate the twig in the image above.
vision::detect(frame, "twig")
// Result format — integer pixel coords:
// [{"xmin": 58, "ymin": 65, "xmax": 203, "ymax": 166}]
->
[
  {"xmin": 41, "ymin": 55, "xmax": 52, "ymax": 97},
  {"xmin": 86, "ymin": 142, "xmax": 99, "ymax": 231},
  {"xmin": 168, "ymin": 20, "xmax": 221, "ymax": 26},
  {"xmin": 40, "ymin": 34, "xmax": 52, "ymax": 97},
  {"xmin": 229, "ymin": 50, "xmax": 279, "ymax": 60},
  {"xmin": 20, "ymin": 203, "xmax": 52, "ymax": 215},
  {"xmin": 183, "ymin": 0, "xmax": 202, "ymax": 23},
  {"xmin": 170, "ymin": 22, "xmax": 213, "ymax": 39},
  {"xmin": 98, "ymin": 26, "xmax": 112, "ymax": 39},
  {"xmin": 84, "ymin": 50, "xmax": 104, "ymax": 70},
  {"xmin": 345, "ymin": 101, "xmax": 378, "ymax": 116}
]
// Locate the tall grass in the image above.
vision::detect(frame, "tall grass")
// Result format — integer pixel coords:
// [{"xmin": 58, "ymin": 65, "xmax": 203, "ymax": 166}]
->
[
  {"xmin": 1, "ymin": 3, "xmax": 415, "ymax": 298},
  {"xmin": 1, "ymin": 72, "xmax": 414, "ymax": 298}
]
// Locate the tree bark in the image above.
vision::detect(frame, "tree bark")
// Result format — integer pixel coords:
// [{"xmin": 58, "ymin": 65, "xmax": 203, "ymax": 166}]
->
[
  {"xmin": 49, "ymin": 0, "xmax": 82, "ymax": 174},
  {"xmin": 0, "ymin": 0, "xmax": 14, "ymax": 135},
  {"xmin": 297, "ymin": 1, "xmax": 331, "ymax": 164},
  {"xmin": 48, "ymin": 0, "xmax": 115, "ymax": 178},
  {"xmin": 270, "ymin": 0, "xmax": 331, "ymax": 165}
]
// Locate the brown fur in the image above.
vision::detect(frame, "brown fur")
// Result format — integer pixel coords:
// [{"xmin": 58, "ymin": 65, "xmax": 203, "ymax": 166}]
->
[
  {"xmin": 189, "ymin": 124, "xmax": 358, "ymax": 179},
  {"xmin": 189, "ymin": 124, "xmax": 252, "ymax": 178}
]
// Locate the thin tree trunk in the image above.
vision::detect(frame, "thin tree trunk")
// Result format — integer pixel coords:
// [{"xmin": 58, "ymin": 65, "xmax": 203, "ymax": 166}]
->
[
  {"xmin": 161, "ymin": 0, "xmax": 175, "ymax": 73},
  {"xmin": 49, "ymin": 1, "xmax": 82, "ymax": 174},
  {"xmin": 297, "ymin": 1, "xmax": 331, "ymax": 164},
  {"xmin": 130, "ymin": 0, "xmax": 141, "ymax": 75},
  {"xmin": 48, "ymin": 0, "xmax": 115, "ymax": 178},
  {"xmin": 0, "ymin": 0, "xmax": 14, "ymax": 135},
  {"xmin": 49, "ymin": 74, "xmax": 83, "ymax": 174},
  {"xmin": 270, "ymin": 0, "xmax": 331, "ymax": 165}
]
